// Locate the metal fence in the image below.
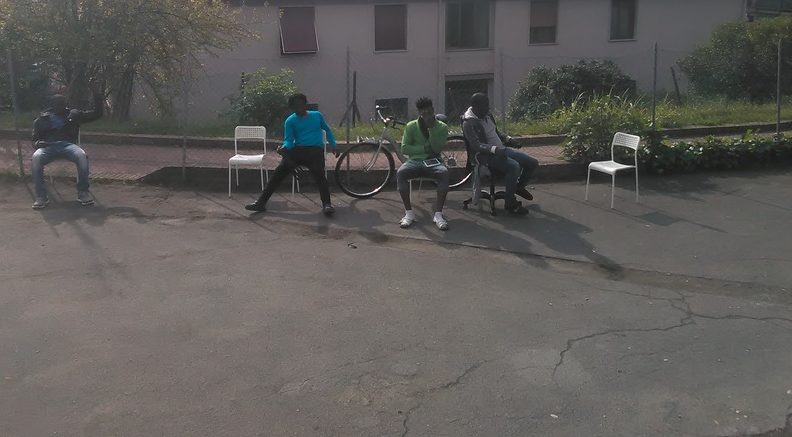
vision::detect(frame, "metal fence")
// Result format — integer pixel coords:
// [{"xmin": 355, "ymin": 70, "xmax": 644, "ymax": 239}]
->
[{"xmin": 2, "ymin": 42, "xmax": 788, "ymax": 185}]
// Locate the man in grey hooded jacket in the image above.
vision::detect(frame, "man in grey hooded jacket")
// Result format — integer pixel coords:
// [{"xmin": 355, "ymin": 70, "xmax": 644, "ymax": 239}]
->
[{"xmin": 462, "ymin": 93, "xmax": 538, "ymax": 215}]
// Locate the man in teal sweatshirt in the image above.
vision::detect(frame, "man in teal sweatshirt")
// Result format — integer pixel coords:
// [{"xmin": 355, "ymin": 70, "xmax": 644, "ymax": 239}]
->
[
  {"xmin": 246, "ymin": 93, "xmax": 338, "ymax": 216},
  {"xmin": 396, "ymin": 97, "xmax": 450, "ymax": 230}
]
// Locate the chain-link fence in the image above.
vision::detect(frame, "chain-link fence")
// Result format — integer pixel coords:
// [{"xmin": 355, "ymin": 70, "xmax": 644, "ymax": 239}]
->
[{"xmin": 2, "ymin": 42, "xmax": 789, "ymax": 185}]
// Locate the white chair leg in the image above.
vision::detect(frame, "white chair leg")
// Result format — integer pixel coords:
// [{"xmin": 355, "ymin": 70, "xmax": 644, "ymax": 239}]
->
[
  {"xmin": 291, "ymin": 174, "xmax": 296, "ymax": 198},
  {"xmin": 635, "ymin": 169, "xmax": 640, "ymax": 202},
  {"xmin": 610, "ymin": 174, "xmax": 615, "ymax": 209},
  {"xmin": 585, "ymin": 168, "xmax": 591, "ymax": 200},
  {"xmin": 409, "ymin": 180, "xmax": 413, "ymax": 203},
  {"xmin": 260, "ymin": 167, "xmax": 264, "ymax": 191},
  {"xmin": 235, "ymin": 167, "xmax": 239, "ymax": 186},
  {"xmin": 228, "ymin": 163, "xmax": 232, "ymax": 197}
]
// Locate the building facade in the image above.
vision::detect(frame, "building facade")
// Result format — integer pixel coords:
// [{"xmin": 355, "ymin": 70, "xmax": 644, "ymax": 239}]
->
[{"xmin": 174, "ymin": 0, "xmax": 749, "ymax": 123}]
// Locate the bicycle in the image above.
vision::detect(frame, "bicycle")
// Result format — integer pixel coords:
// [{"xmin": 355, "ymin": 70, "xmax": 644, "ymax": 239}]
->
[{"xmin": 334, "ymin": 105, "xmax": 472, "ymax": 199}]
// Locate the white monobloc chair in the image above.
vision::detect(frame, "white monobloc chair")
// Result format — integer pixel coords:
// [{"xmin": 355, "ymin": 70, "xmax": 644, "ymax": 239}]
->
[
  {"xmin": 585, "ymin": 132, "xmax": 641, "ymax": 209},
  {"xmin": 291, "ymin": 131, "xmax": 328, "ymax": 197},
  {"xmin": 228, "ymin": 126, "xmax": 268, "ymax": 197}
]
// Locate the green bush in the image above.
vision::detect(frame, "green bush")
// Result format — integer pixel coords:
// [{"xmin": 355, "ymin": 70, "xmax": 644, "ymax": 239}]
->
[
  {"xmin": 641, "ymin": 133, "xmax": 792, "ymax": 174},
  {"xmin": 548, "ymin": 94, "xmax": 651, "ymax": 163},
  {"xmin": 508, "ymin": 60, "xmax": 636, "ymax": 121},
  {"xmin": 226, "ymin": 68, "xmax": 298, "ymax": 134},
  {"xmin": 679, "ymin": 17, "xmax": 792, "ymax": 101}
]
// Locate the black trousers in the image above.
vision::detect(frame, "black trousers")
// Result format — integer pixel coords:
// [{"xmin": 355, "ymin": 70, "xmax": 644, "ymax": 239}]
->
[{"xmin": 255, "ymin": 147, "xmax": 331, "ymax": 206}]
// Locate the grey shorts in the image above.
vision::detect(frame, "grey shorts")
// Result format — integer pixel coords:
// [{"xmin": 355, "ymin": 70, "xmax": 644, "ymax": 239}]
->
[{"xmin": 396, "ymin": 159, "xmax": 450, "ymax": 192}]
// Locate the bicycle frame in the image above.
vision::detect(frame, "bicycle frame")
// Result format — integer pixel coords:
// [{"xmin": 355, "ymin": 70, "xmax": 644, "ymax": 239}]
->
[{"xmin": 359, "ymin": 107, "xmax": 465, "ymax": 172}]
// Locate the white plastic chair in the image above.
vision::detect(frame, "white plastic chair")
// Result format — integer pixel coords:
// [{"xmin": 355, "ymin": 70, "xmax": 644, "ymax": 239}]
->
[
  {"xmin": 408, "ymin": 178, "xmax": 435, "ymax": 202},
  {"xmin": 585, "ymin": 132, "xmax": 641, "ymax": 209},
  {"xmin": 228, "ymin": 126, "xmax": 268, "ymax": 197},
  {"xmin": 291, "ymin": 131, "xmax": 328, "ymax": 197}
]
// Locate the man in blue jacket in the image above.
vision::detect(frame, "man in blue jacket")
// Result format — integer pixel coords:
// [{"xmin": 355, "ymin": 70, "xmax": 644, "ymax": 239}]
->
[
  {"xmin": 245, "ymin": 93, "xmax": 338, "ymax": 215},
  {"xmin": 31, "ymin": 82, "xmax": 104, "ymax": 209}
]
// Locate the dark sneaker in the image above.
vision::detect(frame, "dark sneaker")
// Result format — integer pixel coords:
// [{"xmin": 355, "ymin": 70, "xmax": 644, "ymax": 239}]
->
[
  {"xmin": 505, "ymin": 201, "xmax": 530, "ymax": 216},
  {"xmin": 32, "ymin": 197, "xmax": 49, "ymax": 209},
  {"xmin": 245, "ymin": 202, "xmax": 266, "ymax": 212},
  {"xmin": 322, "ymin": 204, "xmax": 335, "ymax": 216},
  {"xmin": 516, "ymin": 188, "xmax": 534, "ymax": 201},
  {"xmin": 77, "ymin": 191, "xmax": 95, "ymax": 206}
]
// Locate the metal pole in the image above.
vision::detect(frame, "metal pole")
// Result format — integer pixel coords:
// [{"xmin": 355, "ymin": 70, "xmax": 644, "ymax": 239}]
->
[
  {"xmin": 776, "ymin": 38, "xmax": 782, "ymax": 142},
  {"xmin": 500, "ymin": 49, "xmax": 507, "ymax": 131},
  {"xmin": 345, "ymin": 46, "xmax": 350, "ymax": 145},
  {"xmin": 652, "ymin": 42, "xmax": 658, "ymax": 129},
  {"xmin": 5, "ymin": 48, "xmax": 24, "ymax": 178},
  {"xmin": 181, "ymin": 53, "xmax": 189, "ymax": 182}
]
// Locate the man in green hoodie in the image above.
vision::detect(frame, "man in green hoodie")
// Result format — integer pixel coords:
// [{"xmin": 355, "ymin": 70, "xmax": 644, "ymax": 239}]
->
[{"xmin": 396, "ymin": 97, "xmax": 450, "ymax": 231}]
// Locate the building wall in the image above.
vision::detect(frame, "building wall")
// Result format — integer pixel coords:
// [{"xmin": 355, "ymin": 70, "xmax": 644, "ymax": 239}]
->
[{"xmin": 153, "ymin": 0, "xmax": 747, "ymax": 125}]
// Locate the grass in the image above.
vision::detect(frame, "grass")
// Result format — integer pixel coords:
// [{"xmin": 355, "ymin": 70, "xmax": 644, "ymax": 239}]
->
[{"xmin": 4, "ymin": 98, "xmax": 792, "ymax": 140}]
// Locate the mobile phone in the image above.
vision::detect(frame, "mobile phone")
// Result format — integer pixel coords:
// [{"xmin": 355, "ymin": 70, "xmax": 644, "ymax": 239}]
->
[{"xmin": 423, "ymin": 158, "xmax": 442, "ymax": 167}]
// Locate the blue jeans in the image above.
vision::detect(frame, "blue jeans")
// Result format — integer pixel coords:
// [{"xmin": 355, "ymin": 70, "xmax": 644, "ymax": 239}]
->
[
  {"xmin": 32, "ymin": 142, "xmax": 90, "ymax": 199},
  {"xmin": 489, "ymin": 148, "xmax": 539, "ymax": 205}
]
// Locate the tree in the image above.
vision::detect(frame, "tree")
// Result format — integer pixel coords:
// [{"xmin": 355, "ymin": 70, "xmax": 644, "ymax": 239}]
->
[
  {"xmin": 508, "ymin": 60, "xmax": 636, "ymax": 121},
  {"xmin": 679, "ymin": 16, "xmax": 792, "ymax": 101},
  {"xmin": 0, "ymin": 0, "xmax": 251, "ymax": 120}
]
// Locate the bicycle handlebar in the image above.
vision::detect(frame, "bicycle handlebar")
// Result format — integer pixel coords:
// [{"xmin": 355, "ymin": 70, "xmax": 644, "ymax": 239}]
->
[{"xmin": 376, "ymin": 108, "xmax": 406, "ymax": 128}]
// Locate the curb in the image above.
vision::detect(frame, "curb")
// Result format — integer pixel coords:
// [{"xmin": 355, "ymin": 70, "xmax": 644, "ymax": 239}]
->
[
  {"xmin": 137, "ymin": 160, "xmax": 587, "ymax": 191},
  {"xmin": 3, "ymin": 120, "xmax": 791, "ymax": 149}
]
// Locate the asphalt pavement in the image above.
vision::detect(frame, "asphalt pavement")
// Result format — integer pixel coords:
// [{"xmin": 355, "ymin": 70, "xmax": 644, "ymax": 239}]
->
[{"xmin": 0, "ymin": 170, "xmax": 791, "ymax": 437}]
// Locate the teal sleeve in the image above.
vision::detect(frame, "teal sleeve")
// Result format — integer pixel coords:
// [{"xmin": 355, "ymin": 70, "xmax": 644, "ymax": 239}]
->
[
  {"xmin": 282, "ymin": 116, "xmax": 295, "ymax": 149},
  {"xmin": 319, "ymin": 114, "xmax": 336, "ymax": 147}
]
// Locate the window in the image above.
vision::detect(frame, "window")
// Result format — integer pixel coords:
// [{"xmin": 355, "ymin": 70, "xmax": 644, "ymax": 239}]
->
[
  {"xmin": 279, "ymin": 7, "xmax": 318, "ymax": 54},
  {"xmin": 375, "ymin": 5, "xmax": 407, "ymax": 51},
  {"xmin": 530, "ymin": 0, "xmax": 558, "ymax": 44},
  {"xmin": 445, "ymin": 78, "xmax": 490, "ymax": 122},
  {"xmin": 446, "ymin": 1, "xmax": 490, "ymax": 50},
  {"xmin": 375, "ymin": 98, "xmax": 408, "ymax": 121},
  {"xmin": 610, "ymin": 0, "xmax": 636, "ymax": 40}
]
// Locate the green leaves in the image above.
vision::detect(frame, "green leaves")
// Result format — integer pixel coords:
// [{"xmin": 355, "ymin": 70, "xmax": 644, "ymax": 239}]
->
[
  {"xmin": 508, "ymin": 60, "xmax": 636, "ymax": 121},
  {"xmin": 0, "ymin": 0, "xmax": 250, "ymax": 119},
  {"xmin": 679, "ymin": 16, "xmax": 792, "ymax": 101},
  {"xmin": 226, "ymin": 68, "xmax": 298, "ymax": 134},
  {"xmin": 640, "ymin": 133, "xmax": 792, "ymax": 174}
]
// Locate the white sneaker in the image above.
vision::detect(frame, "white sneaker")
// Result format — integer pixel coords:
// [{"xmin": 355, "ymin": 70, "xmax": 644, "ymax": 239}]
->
[
  {"xmin": 32, "ymin": 197, "xmax": 49, "ymax": 209},
  {"xmin": 77, "ymin": 191, "xmax": 94, "ymax": 206},
  {"xmin": 399, "ymin": 214, "xmax": 415, "ymax": 229},
  {"xmin": 433, "ymin": 214, "xmax": 449, "ymax": 231}
]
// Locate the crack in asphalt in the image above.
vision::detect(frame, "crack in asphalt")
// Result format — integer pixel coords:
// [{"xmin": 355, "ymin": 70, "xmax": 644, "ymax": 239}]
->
[
  {"xmin": 400, "ymin": 361, "xmax": 489, "ymax": 437},
  {"xmin": 552, "ymin": 291, "xmax": 792, "ymax": 383}
]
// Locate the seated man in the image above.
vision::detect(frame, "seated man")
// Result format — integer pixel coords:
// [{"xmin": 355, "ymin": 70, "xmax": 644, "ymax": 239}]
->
[
  {"xmin": 396, "ymin": 97, "xmax": 450, "ymax": 231},
  {"xmin": 462, "ymin": 93, "xmax": 538, "ymax": 215},
  {"xmin": 31, "ymin": 83, "xmax": 104, "ymax": 209},
  {"xmin": 246, "ymin": 93, "xmax": 338, "ymax": 216}
]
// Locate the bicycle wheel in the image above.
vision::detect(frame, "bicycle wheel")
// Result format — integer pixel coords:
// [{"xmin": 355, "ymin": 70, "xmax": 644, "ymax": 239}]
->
[
  {"xmin": 445, "ymin": 134, "xmax": 472, "ymax": 189},
  {"xmin": 334, "ymin": 142, "xmax": 395, "ymax": 198}
]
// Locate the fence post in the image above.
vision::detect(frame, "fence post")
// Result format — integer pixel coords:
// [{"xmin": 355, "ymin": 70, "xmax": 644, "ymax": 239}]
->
[
  {"xmin": 180, "ymin": 52, "xmax": 190, "ymax": 182},
  {"xmin": 499, "ymin": 49, "xmax": 507, "ymax": 131},
  {"xmin": 776, "ymin": 38, "xmax": 782, "ymax": 143},
  {"xmin": 345, "ymin": 46, "xmax": 350, "ymax": 145},
  {"xmin": 651, "ymin": 42, "xmax": 658, "ymax": 129},
  {"xmin": 5, "ymin": 48, "xmax": 25, "ymax": 178}
]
